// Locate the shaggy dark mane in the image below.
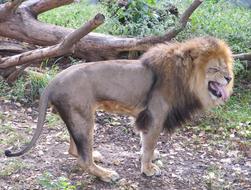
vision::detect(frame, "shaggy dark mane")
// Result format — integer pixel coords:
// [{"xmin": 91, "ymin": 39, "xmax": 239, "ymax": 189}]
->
[{"xmin": 136, "ymin": 39, "xmax": 204, "ymax": 132}]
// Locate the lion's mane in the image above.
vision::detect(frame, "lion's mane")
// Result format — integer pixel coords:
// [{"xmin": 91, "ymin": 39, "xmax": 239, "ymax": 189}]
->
[{"xmin": 136, "ymin": 37, "xmax": 233, "ymax": 132}]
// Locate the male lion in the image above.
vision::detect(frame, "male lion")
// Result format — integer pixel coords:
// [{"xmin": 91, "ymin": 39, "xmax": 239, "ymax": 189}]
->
[{"xmin": 5, "ymin": 37, "xmax": 234, "ymax": 182}]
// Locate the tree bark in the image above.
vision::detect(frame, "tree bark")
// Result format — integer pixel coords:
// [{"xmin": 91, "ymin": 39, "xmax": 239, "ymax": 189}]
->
[
  {"xmin": 0, "ymin": 0, "xmax": 203, "ymax": 61},
  {"xmin": 233, "ymin": 52, "xmax": 251, "ymax": 61},
  {"xmin": 0, "ymin": 13, "xmax": 104, "ymax": 69}
]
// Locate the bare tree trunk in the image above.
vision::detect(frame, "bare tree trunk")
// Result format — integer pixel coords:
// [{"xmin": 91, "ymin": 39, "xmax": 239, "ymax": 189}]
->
[{"xmin": 0, "ymin": 0, "xmax": 203, "ymax": 62}]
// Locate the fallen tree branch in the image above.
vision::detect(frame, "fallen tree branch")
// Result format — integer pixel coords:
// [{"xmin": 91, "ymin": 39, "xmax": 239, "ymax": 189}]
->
[
  {"xmin": 0, "ymin": 39, "xmax": 35, "ymax": 56},
  {"xmin": 0, "ymin": 0, "xmax": 203, "ymax": 61},
  {"xmin": 0, "ymin": 13, "xmax": 105, "ymax": 69},
  {"xmin": 23, "ymin": 0, "xmax": 75, "ymax": 16},
  {"xmin": 6, "ymin": 62, "xmax": 31, "ymax": 83},
  {"xmin": 233, "ymin": 52, "xmax": 251, "ymax": 61}
]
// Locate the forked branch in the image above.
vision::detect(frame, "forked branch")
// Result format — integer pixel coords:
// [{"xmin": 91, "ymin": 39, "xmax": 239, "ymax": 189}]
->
[{"xmin": 0, "ymin": 13, "xmax": 105, "ymax": 69}]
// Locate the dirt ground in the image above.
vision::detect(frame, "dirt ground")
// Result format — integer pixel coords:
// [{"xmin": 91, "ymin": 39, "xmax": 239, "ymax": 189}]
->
[{"xmin": 0, "ymin": 98, "xmax": 250, "ymax": 190}]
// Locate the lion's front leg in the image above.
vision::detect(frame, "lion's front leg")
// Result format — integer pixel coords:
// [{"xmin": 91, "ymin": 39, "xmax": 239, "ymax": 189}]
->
[{"xmin": 141, "ymin": 127, "xmax": 162, "ymax": 176}]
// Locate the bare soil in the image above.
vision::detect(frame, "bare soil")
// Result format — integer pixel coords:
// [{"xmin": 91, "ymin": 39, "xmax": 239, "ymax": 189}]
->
[{"xmin": 0, "ymin": 99, "xmax": 250, "ymax": 190}]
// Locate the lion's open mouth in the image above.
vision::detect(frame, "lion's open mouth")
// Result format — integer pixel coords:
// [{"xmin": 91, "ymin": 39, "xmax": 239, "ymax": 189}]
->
[{"xmin": 208, "ymin": 81, "xmax": 228, "ymax": 101}]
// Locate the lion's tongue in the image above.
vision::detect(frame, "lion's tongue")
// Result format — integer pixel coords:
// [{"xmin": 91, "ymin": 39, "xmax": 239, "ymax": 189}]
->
[
  {"xmin": 218, "ymin": 86, "xmax": 228, "ymax": 101},
  {"xmin": 212, "ymin": 83, "xmax": 228, "ymax": 101}
]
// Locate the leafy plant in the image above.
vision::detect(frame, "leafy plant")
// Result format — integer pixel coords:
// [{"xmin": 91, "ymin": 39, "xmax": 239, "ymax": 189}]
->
[
  {"xmin": 28, "ymin": 65, "xmax": 59, "ymax": 101},
  {"xmin": 38, "ymin": 172, "xmax": 77, "ymax": 190},
  {"xmin": 10, "ymin": 76, "xmax": 26, "ymax": 102},
  {"xmin": 176, "ymin": 0, "xmax": 251, "ymax": 53},
  {"xmin": 233, "ymin": 59, "xmax": 245, "ymax": 76},
  {"xmin": 102, "ymin": 0, "xmax": 178, "ymax": 36},
  {"xmin": 0, "ymin": 159, "xmax": 26, "ymax": 177}
]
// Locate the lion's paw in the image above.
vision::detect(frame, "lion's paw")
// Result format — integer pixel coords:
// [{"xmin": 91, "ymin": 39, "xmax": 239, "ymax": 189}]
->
[
  {"xmin": 152, "ymin": 149, "xmax": 160, "ymax": 161},
  {"xmin": 100, "ymin": 170, "xmax": 120, "ymax": 182},
  {"xmin": 93, "ymin": 150, "xmax": 103, "ymax": 163},
  {"xmin": 141, "ymin": 163, "xmax": 161, "ymax": 177}
]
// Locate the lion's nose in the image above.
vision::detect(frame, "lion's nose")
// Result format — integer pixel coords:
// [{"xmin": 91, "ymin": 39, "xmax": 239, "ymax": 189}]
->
[{"xmin": 224, "ymin": 76, "xmax": 232, "ymax": 84}]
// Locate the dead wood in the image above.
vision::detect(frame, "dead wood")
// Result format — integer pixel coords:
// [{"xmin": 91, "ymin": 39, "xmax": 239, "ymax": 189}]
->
[
  {"xmin": 0, "ymin": 0, "xmax": 203, "ymax": 62},
  {"xmin": 0, "ymin": 39, "xmax": 35, "ymax": 56},
  {"xmin": 233, "ymin": 52, "xmax": 251, "ymax": 61},
  {"xmin": 0, "ymin": 13, "xmax": 105, "ymax": 69}
]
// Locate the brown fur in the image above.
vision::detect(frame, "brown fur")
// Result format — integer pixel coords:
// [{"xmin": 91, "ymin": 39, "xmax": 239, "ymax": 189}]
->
[{"xmin": 5, "ymin": 37, "xmax": 234, "ymax": 182}]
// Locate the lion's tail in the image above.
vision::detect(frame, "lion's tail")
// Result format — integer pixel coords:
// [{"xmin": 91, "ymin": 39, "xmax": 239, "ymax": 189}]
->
[{"xmin": 5, "ymin": 87, "xmax": 50, "ymax": 157}]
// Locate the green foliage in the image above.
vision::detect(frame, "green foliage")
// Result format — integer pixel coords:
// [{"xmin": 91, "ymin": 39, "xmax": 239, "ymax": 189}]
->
[
  {"xmin": 38, "ymin": 172, "xmax": 77, "ymax": 190},
  {"xmin": 0, "ymin": 159, "xmax": 26, "ymax": 177},
  {"xmin": 46, "ymin": 113, "xmax": 62, "ymax": 128},
  {"xmin": 102, "ymin": 0, "xmax": 177, "ymax": 36},
  {"xmin": 39, "ymin": 0, "xmax": 103, "ymax": 30},
  {"xmin": 0, "ymin": 79, "xmax": 8, "ymax": 96},
  {"xmin": 176, "ymin": 0, "xmax": 251, "ymax": 53},
  {"xmin": 10, "ymin": 77, "xmax": 27, "ymax": 102},
  {"xmin": 28, "ymin": 65, "xmax": 59, "ymax": 102},
  {"xmin": 0, "ymin": 64, "xmax": 59, "ymax": 103},
  {"xmin": 199, "ymin": 87, "xmax": 251, "ymax": 139},
  {"xmin": 233, "ymin": 59, "xmax": 245, "ymax": 76}
]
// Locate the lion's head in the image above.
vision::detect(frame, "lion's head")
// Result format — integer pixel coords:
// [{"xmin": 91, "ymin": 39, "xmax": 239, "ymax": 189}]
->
[{"xmin": 186, "ymin": 37, "xmax": 234, "ymax": 108}]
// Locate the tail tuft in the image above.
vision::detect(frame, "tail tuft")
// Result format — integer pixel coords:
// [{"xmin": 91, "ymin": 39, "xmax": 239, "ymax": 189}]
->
[{"xmin": 5, "ymin": 150, "xmax": 12, "ymax": 157}]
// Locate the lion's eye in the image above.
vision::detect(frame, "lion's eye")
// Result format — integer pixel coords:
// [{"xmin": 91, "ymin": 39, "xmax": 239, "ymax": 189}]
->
[{"xmin": 208, "ymin": 67, "xmax": 219, "ymax": 72}]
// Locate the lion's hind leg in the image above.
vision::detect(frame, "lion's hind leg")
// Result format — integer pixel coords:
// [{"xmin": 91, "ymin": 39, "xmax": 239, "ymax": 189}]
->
[
  {"xmin": 69, "ymin": 136, "xmax": 104, "ymax": 162},
  {"xmin": 57, "ymin": 105, "xmax": 119, "ymax": 182}
]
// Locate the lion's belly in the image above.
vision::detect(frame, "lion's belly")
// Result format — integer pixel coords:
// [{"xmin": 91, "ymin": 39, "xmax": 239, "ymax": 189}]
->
[{"xmin": 96, "ymin": 100, "xmax": 141, "ymax": 117}]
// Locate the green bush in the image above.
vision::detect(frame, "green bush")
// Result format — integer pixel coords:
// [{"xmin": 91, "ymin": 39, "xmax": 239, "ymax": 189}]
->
[
  {"xmin": 102, "ymin": 0, "xmax": 178, "ymax": 36},
  {"xmin": 176, "ymin": 0, "xmax": 251, "ymax": 53},
  {"xmin": 28, "ymin": 66, "xmax": 58, "ymax": 101},
  {"xmin": 38, "ymin": 172, "xmax": 77, "ymax": 190},
  {"xmin": 2, "ymin": 65, "xmax": 59, "ymax": 103}
]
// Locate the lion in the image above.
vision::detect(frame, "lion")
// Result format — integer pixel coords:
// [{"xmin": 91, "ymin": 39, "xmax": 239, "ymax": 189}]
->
[{"xmin": 5, "ymin": 37, "xmax": 234, "ymax": 182}]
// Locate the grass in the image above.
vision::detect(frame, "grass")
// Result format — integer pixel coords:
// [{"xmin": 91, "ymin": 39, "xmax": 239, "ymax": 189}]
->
[
  {"xmin": 0, "ymin": 64, "xmax": 59, "ymax": 103},
  {"xmin": 213, "ymin": 85, "xmax": 251, "ymax": 138},
  {"xmin": 0, "ymin": 159, "xmax": 26, "ymax": 177},
  {"xmin": 46, "ymin": 113, "xmax": 62, "ymax": 128},
  {"xmin": 191, "ymin": 83, "xmax": 251, "ymax": 140},
  {"xmin": 38, "ymin": 172, "xmax": 79, "ymax": 190},
  {"xmin": 173, "ymin": 0, "xmax": 251, "ymax": 53},
  {"xmin": 0, "ymin": 123, "xmax": 29, "ymax": 147},
  {"xmin": 38, "ymin": 0, "xmax": 107, "ymax": 33}
]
